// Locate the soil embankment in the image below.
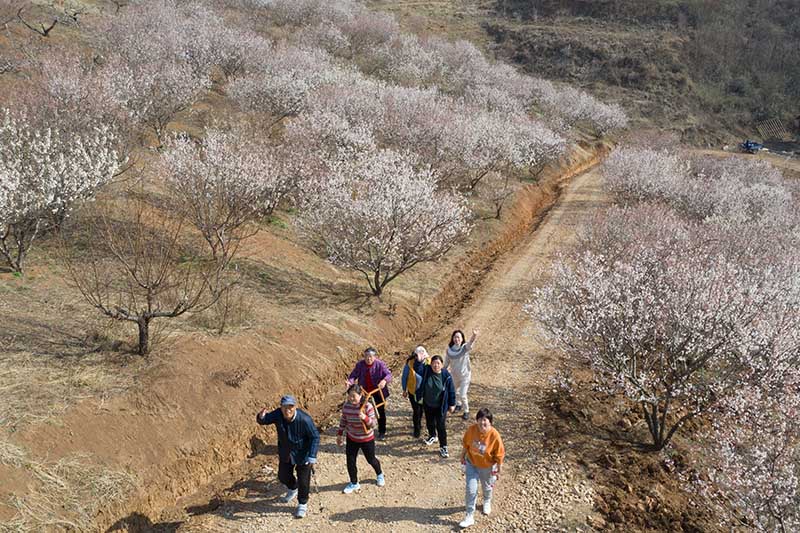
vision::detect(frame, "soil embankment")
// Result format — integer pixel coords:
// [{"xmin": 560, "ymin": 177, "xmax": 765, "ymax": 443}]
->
[{"xmin": 2, "ymin": 141, "xmax": 608, "ymax": 532}]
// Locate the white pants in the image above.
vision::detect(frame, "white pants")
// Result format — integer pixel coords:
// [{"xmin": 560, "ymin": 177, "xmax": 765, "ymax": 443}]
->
[{"xmin": 452, "ymin": 372, "xmax": 470, "ymax": 413}]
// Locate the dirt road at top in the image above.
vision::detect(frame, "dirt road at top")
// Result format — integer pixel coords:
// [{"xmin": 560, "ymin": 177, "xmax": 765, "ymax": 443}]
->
[{"xmin": 171, "ymin": 165, "xmax": 610, "ymax": 533}]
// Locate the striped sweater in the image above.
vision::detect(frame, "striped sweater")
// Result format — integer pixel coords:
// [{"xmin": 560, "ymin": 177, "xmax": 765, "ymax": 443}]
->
[{"xmin": 338, "ymin": 401, "xmax": 377, "ymax": 442}]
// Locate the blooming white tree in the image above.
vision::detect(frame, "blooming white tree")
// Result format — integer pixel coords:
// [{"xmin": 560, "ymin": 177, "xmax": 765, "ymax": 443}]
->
[
  {"xmin": 162, "ymin": 128, "xmax": 292, "ymax": 265},
  {"xmin": 298, "ymin": 149, "xmax": 470, "ymax": 296},
  {"xmin": 532, "ymin": 78, "xmax": 628, "ymax": 134},
  {"xmin": 529, "ymin": 204, "xmax": 800, "ymax": 450},
  {"xmin": 446, "ymin": 109, "xmax": 566, "ymax": 189},
  {"xmin": 0, "ymin": 109, "xmax": 121, "ymax": 273},
  {"xmin": 93, "ymin": 1, "xmax": 212, "ymax": 145},
  {"xmin": 100, "ymin": 56, "xmax": 209, "ymax": 146},
  {"xmin": 604, "ymin": 148, "xmax": 798, "ymax": 228},
  {"xmin": 228, "ymin": 45, "xmax": 352, "ymax": 127},
  {"xmin": 699, "ymin": 370, "xmax": 800, "ymax": 532}
]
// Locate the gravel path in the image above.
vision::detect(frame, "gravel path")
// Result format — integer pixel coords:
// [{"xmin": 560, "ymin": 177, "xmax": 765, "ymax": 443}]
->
[{"xmin": 176, "ymin": 166, "xmax": 609, "ymax": 532}]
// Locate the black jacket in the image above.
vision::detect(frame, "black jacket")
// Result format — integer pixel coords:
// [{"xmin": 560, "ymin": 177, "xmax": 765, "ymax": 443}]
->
[{"xmin": 257, "ymin": 408, "xmax": 320, "ymax": 465}]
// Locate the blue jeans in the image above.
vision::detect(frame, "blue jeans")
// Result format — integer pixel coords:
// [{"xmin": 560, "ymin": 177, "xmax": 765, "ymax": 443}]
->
[{"xmin": 465, "ymin": 459, "xmax": 494, "ymax": 512}]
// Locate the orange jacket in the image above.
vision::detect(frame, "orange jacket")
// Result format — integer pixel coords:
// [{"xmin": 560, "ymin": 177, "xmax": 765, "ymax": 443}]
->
[{"xmin": 462, "ymin": 424, "xmax": 505, "ymax": 469}]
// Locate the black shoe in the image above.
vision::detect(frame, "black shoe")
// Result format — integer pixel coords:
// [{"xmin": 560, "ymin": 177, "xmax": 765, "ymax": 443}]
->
[
  {"xmin": 377, "ymin": 432, "xmax": 386, "ymax": 441},
  {"xmin": 413, "ymin": 430, "xmax": 421, "ymax": 438}
]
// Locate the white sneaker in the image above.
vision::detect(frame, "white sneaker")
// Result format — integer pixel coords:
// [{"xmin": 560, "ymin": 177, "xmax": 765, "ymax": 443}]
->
[
  {"xmin": 280, "ymin": 488, "xmax": 298, "ymax": 503},
  {"xmin": 342, "ymin": 482, "xmax": 360, "ymax": 494},
  {"xmin": 424, "ymin": 435, "xmax": 437, "ymax": 445},
  {"xmin": 376, "ymin": 473, "xmax": 385, "ymax": 487},
  {"xmin": 295, "ymin": 503, "xmax": 307, "ymax": 518},
  {"xmin": 483, "ymin": 500, "xmax": 492, "ymax": 515},
  {"xmin": 459, "ymin": 513, "xmax": 475, "ymax": 528}
]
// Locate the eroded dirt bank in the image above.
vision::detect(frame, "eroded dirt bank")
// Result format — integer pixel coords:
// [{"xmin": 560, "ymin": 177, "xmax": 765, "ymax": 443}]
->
[{"xmin": 4, "ymin": 142, "xmax": 607, "ymax": 532}]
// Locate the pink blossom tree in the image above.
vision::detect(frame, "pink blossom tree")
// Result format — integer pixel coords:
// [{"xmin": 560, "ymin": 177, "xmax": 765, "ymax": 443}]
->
[
  {"xmin": 529, "ymin": 204, "xmax": 800, "ymax": 450},
  {"xmin": 93, "ymin": 1, "xmax": 212, "ymax": 145},
  {"xmin": 532, "ymin": 78, "xmax": 628, "ymax": 134},
  {"xmin": 604, "ymin": 148, "xmax": 798, "ymax": 227},
  {"xmin": 161, "ymin": 128, "xmax": 292, "ymax": 266},
  {"xmin": 298, "ymin": 149, "xmax": 470, "ymax": 296},
  {"xmin": 698, "ymin": 370, "xmax": 800, "ymax": 532},
  {"xmin": 0, "ymin": 108, "xmax": 122, "ymax": 273},
  {"xmin": 228, "ymin": 45, "xmax": 353, "ymax": 128}
]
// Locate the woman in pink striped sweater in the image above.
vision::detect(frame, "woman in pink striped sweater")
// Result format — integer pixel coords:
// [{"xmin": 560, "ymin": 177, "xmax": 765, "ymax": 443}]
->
[{"xmin": 337, "ymin": 384, "xmax": 385, "ymax": 493}]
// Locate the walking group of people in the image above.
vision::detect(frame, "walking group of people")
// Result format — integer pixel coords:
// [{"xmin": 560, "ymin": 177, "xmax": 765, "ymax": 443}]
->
[{"xmin": 256, "ymin": 328, "xmax": 504, "ymax": 529}]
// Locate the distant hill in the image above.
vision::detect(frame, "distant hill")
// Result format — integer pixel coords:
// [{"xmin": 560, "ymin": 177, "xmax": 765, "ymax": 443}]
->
[{"xmin": 485, "ymin": 0, "xmax": 800, "ymax": 144}]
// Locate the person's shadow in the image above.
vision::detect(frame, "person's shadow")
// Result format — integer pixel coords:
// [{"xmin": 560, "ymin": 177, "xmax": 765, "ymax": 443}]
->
[{"xmin": 328, "ymin": 504, "xmax": 462, "ymax": 527}]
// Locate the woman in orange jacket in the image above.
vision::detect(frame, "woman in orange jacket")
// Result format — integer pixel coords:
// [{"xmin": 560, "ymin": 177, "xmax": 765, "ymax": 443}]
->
[{"xmin": 458, "ymin": 407, "xmax": 505, "ymax": 528}]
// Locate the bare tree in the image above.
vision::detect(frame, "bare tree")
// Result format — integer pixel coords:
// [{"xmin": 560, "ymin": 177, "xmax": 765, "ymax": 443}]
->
[{"xmin": 64, "ymin": 200, "xmax": 223, "ymax": 355}]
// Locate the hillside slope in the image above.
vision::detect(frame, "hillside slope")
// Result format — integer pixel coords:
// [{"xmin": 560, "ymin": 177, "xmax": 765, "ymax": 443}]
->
[{"xmin": 370, "ymin": 0, "xmax": 800, "ymax": 144}]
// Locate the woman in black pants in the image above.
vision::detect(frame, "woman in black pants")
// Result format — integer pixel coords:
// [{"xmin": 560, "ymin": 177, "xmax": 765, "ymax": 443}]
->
[
  {"xmin": 417, "ymin": 355, "xmax": 456, "ymax": 458},
  {"xmin": 401, "ymin": 345, "xmax": 430, "ymax": 438}
]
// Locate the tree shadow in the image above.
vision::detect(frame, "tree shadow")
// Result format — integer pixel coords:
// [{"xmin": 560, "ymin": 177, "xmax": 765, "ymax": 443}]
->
[
  {"xmin": 1, "ymin": 313, "xmax": 125, "ymax": 359},
  {"xmin": 236, "ymin": 258, "xmax": 376, "ymax": 313},
  {"xmin": 106, "ymin": 512, "xmax": 182, "ymax": 532}
]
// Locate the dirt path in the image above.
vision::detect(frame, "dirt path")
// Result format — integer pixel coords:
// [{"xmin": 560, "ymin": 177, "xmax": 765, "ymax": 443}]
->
[{"xmin": 172, "ymin": 166, "xmax": 609, "ymax": 533}]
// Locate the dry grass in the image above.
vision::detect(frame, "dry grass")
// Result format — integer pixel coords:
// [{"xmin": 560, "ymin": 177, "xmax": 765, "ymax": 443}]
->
[
  {"xmin": 0, "ymin": 352, "xmax": 141, "ymax": 429},
  {"xmin": 0, "ymin": 439, "xmax": 137, "ymax": 533}
]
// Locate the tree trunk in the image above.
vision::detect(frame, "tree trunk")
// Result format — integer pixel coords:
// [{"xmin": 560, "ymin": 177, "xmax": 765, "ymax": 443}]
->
[{"xmin": 137, "ymin": 317, "xmax": 150, "ymax": 355}]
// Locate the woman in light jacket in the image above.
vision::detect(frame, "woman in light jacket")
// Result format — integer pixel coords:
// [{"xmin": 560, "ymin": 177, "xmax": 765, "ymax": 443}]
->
[{"xmin": 445, "ymin": 329, "xmax": 479, "ymax": 420}]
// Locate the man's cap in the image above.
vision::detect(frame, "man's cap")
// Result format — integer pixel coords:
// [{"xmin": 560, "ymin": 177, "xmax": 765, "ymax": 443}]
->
[{"xmin": 280, "ymin": 395, "xmax": 297, "ymax": 407}]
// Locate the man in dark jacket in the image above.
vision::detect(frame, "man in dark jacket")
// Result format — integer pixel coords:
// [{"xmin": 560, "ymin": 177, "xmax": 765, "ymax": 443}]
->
[{"xmin": 257, "ymin": 395, "xmax": 320, "ymax": 518}]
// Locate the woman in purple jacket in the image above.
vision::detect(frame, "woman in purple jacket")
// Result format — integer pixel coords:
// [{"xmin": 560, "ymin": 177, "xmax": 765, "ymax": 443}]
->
[{"xmin": 346, "ymin": 347, "xmax": 392, "ymax": 440}]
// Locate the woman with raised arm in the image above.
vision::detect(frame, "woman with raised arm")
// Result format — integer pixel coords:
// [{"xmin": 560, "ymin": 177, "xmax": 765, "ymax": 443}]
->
[{"xmin": 445, "ymin": 329, "xmax": 479, "ymax": 420}]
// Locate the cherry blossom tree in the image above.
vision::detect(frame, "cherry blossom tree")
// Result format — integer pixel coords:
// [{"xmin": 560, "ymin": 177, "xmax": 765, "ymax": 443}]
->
[
  {"xmin": 698, "ymin": 370, "xmax": 800, "ymax": 532},
  {"xmin": 100, "ymin": 56, "xmax": 209, "ymax": 146},
  {"xmin": 258, "ymin": 0, "xmax": 352, "ymax": 28},
  {"xmin": 161, "ymin": 128, "xmax": 292, "ymax": 266},
  {"xmin": 604, "ymin": 148, "xmax": 798, "ymax": 227},
  {"xmin": 93, "ymin": 1, "xmax": 212, "ymax": 144},
  {"xmin": 228, "ymin": 45, "xmax": 353, "ymax": 127},
  {"xmin": 532, "ymin": 78, "xmax": 628, "ymax": 134},
  {"xmin": 445, "ymin": 109, "xmax": 566, "ymax": 189},
  {"xmin": 298, "ymin": 149, "xmax": 470, "ymax": 296},
  {"xmin": 0, "ymin": 109, "xmax": 122, "ymax": 273},
  {"xmin": 529, "ymin": 204, "xmax": 800, "ymax": 450}
]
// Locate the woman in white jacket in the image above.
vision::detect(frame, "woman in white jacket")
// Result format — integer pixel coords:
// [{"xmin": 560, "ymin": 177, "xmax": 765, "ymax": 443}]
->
[{"xmin": 445, "ymin": 329, "xmax": 479, "ymax": 420}]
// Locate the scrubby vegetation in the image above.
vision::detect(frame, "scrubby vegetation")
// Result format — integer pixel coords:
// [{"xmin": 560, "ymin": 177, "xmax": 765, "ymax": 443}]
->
[{"xmin": 488, "ymin": 0, "xmax": 800, "ymax": 139}]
